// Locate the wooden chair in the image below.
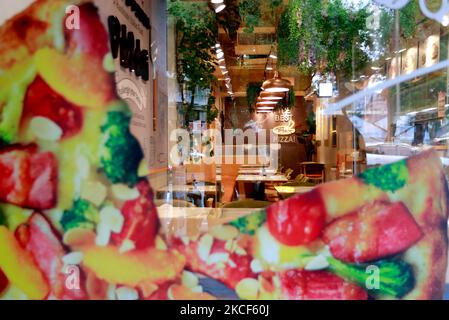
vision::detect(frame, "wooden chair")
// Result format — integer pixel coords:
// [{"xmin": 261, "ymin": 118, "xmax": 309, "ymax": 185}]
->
[{"xmin": 300, "ymin": 162, "xmax": 325, "ymax": 184}]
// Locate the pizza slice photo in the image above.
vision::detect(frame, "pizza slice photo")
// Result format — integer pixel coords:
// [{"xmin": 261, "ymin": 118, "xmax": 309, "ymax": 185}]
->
[
  {"xmin": 0, "ymin": 0, "xmax": 448, "ymax": 301},
  {"xmin": 168, "ymin": 151, "xmax": 448, "ymax": 300}
]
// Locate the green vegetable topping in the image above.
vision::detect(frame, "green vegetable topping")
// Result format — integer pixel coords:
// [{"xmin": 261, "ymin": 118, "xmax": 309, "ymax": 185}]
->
[
  {"xmin": 230, "ymin": 210, "xmax": 266, "ymax": 236},
  {"xmin": 60, "ymin": 199, "xmax": 100, "ymax": 232},
  {"xmin": 358, "ymin": 159, "xmax": 409, "ymax": 192},
  {"xmin": 327, "ymin": 257, "xmax": 415, "ymax": 298},
  {"xmin": 99, "ymin": 111, "xmax": 143, "ymax": 186},
  {"xmin": 0, "ymin": 208, "xmax": 5, "ymax": 226}
]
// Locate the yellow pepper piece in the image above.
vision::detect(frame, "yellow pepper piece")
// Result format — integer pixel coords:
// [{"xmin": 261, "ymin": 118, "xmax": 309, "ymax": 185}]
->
[{"xmin": 82, "ymin": 245, "xmax": 185, "ymax": 287}]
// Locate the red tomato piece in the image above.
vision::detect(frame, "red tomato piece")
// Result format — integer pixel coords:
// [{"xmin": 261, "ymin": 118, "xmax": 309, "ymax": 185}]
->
[
  {"xmin": 279, "ymin": 269, "xmax": 368, "ymax": 300},
  {"xmin": 174, "ymin": 238, "xmax": 256, "ymax": 289},
  {"xmin": 112, "ymin": 180, "xmax": 160, "ymax": 250},
  {"xmin": 24, "ymin": 213, "xmax": 87, "ymax": 300},
  {"xmin": 0, "ymin": 145, "xmax": 57, "ymax": 210},
  {"xmin": 267, "ymin": 189, "xmax": 326, "ymax": 246},
  {"xmin": 323, "ymin": 201, "xmax": 423, "ymax": 263},
  {"xmin": 0, "ymin": 268, "xmax": 8, "ymax": 295},
  {"xmin": 22, "ymin": 76, "xmax": 83, "ymax": 138},
  {"xmin": 64, "ymin": 3, "xmax": 110, "ymax": 60}
]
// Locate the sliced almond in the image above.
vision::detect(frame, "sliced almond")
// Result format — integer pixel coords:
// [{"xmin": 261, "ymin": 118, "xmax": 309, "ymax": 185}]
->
[
  {"xmin": 250, "ymin": 259, "xmax": 264, "ymax": 273},
  {"xmin": 29, "ymin": 116, "xmax": 62, "ymax": 141},
  {"xmin": 206, "ymin": 252, "xmax": 229, "ymax": 265},
  {"xmin": 99, "ymin": 206, "xmax": 124, "ymax": 234},
  {"xmin": 62, "ymin": 252, "xmax": 84, "ymax": 265},
  {"xmin": 138, "ymin": 159, "xmax": 149, "ymax": 177},
  {"xmin": 111, "ymin": 184, "xmax": 140, "ymax": 201},
  {"xmin": 197, "ymin": 234, "xmax": 214, "ymax": 261},
  {"xmin": 95, "ymin": 222, "xmax": 111, "ymax": 247},
  {"xmin": 224, "ymin": 239, "xmax": 236, "ymax": 252},
  {"xmin": 119, "ymin": 239, "xmax": 136, "ymax": 254},
  {"xmin": 227, "ymin": 259, "xmax": 237, "ymax": 268},
  {"xmin": 235, "ymin": 245, "xmax": 247, "ymax": 256},
  {"xmin": 76, "ymin": 155, "xmax": 90, "ymax": 180},
  {"xmin": 304, "ymin": 255, "xmax": 329, "ymax": 271},
  {"xmin": 81, "ymin": 181, "xmax": 107, "ymax": 206},
  {"xmin": 63, "ymin": 228, "xmax": 96, "ymax": 248},
  {"xmin": 115, "ymin": 286, "xmax": 139, "ymax": 300},
  {"xmin": 155, "ymin": 236, "xmax": 167, "ymax": 251},
  {"xmin": 182, "ymin": 271, "xmax": 199, "ymax": 289},
  {"xmin": 235, "ymin": 278, "xmax": 259, "ymax": 300},
  {"xmin": 209, "ymin": 225, "xmax": 239, "ymax": 241}
]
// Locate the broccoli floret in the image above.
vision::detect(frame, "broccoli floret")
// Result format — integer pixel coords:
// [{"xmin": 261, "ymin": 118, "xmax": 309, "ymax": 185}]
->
[
  {"xmin": 230, "ymin": 210, "xmax": 266, "ymax": 236},
  {"xmin": 0, "ymin": 208, "xmax": 5, "ymax": 226},
  {"xmin": 60, "ymin": 199, "xmax": 100, "ymax": 232},
  {"xmin": 327, "ymin": 257, "xmax": 415, "ymax": 298},
  {"xmin": 358, "ymin": 159, "xmax": 409, "ymax": 192},
  {"xmin": 99, "ymin": 111, "xmax": 143, "ymax": 186}
]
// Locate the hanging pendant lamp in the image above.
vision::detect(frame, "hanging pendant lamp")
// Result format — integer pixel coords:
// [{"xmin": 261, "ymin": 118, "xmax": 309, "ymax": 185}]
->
[
  {"xmin": 262, "ymin": 71, "xmax": 292, "ymax": 93},
  {"xmin": 260, "ymin": 91, "xmax": 284, "ymax": 100}
]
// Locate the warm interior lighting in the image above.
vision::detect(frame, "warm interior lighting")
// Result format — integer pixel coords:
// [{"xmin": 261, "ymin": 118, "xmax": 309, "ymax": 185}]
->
[
  {"xmin": 217, "ymin": 51, "xmax": 224, "ymax": 59},
  {"xmin": 257, "ymin": 101, "xmax": 278, "ymax": 105},
  {"xmin": 262, "ymin": 96, "xmax": 282, "ymax": 100},
  {"xmin": 211, "ymin": 0, "xmax": 224, "ymax": 4},
  {"xmin": 262, "ymin": 71, "xmax": 291, "ymax": 93},
  {"xmin": 214, "ymin": 4, "xmax": 226, "ymax": 13}
]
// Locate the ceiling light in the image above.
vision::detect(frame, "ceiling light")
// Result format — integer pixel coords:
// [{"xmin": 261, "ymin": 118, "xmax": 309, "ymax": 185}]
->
[
  {"xmin": 211, "ymin": 0, "xmax": 224, "ymax": 3},
  {"xmin": 218, "ymin": 58, "xmax": 225, "ymax": 63},
  {"xmin": 217, "ymin": 51, "xmax": 224, "ymax": 59},
  {"xmin": 222, "ymin": 70, "xmax": 228, "ymax": 74},
  {"xmin": 219, "ymin": 65, "xmax": 226, "ymax": 69},
  {"xmin": 228, "ymin": 91, "xmax": 233, "ymax": 95},
  {"xmin": 215, "ymin": 43, "xmax": 221, "ymax": 48},
  {"xmin": 269, "ymin": 54, "xmax": 278, "ymax": 59},
  {"xmin": 266, "ymin": 66, "xmax": 273, "ymax": 71},
  {"xmin": 225, "ymin": 83, "xmax": 230, "ymax": 88},
  {"xmin": 262, "ymin": 96, "xmax": 282, "ymax": 100},
  {"xmin": 262, "ymin": 71, "xmax": 291, "ymax": 93},
  {"xmin": 214, "ymin": 4, "xmax": 226, "ymax": 13},
  {"xmin": 216, "ymin": 48, "xmax": 223, "ymax": 54},
  {"xmin": 257, "ymin": 101, "xmax": 278, "ymax": 105}
]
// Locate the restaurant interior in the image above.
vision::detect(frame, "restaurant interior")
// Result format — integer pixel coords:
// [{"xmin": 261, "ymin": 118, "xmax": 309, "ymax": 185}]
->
[{"xmin": 145, "ymin": 0, "xmax": 449, "ymax": 231}]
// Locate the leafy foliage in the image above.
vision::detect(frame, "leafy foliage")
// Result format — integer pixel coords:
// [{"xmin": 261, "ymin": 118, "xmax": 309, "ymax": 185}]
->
[
  {"xmin": 239, "ymin": 0, "xmax": 262, "ymax": 33},
  {"xmin": 277, "ymin": 0, "xmax": 371, "ymax": 75},
  {"xmin": 246, "ymin": 82, "xmax": 263, "ymax": 113},
  {"xmin": 206, "ymin": 95, "xmax": 219, "ymax": 124},
  {"xmin": 168, "ymin": 0, "xmax": 218, "ymax": 127},
  {"xmin": 215, "ymin": 0, "xmax": 241, "ymax": 41}
]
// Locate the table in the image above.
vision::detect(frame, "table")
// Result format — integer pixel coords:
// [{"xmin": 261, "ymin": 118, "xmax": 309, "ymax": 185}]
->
[
  {"xmin": 238, "ymin": 168, "xmax": 277, "ymax": 175},
  {"xmin": 274, "ymin": 185, "xmax": 315, "ymax": 199},
  {"xmin": 156, "ymin": 185, "xmax": 222, "ymax": 206},
  {"xmin": 235, "ymin": 174, "xmax": 288, "ymax": 200},
  {"xmin": 236, "ymin": 174, "xmax": 288, "ymax": 182}
]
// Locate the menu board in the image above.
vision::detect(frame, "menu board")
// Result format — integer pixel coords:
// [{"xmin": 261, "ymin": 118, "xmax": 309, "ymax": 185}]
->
[{"xmin": 96, "ymin": 0, "xmax": 167, "ymax": 171}]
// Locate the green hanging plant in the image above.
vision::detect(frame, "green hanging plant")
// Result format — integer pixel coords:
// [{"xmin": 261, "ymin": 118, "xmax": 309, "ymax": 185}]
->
[
  {"xmin": 206, "ymin": 95, "xmax": 219, "ymax": 124},
  {"xmin": 239, "ymin": 0, "xmax": 262, "ymax": 33},
  {"xmin": 277, "ymin": 0, "xmax": 371, "ymax": 76},
  {"xmin": 246, "ymin": 82, "xmax": 263, "ymax": 113}
]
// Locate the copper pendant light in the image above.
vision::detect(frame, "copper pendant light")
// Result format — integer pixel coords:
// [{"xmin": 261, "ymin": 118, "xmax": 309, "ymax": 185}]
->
[
  {"xmin": 260, "ymin": 91, "xmax": 284, "ymax": 100},
  {"xmin": 256, "ymin": 97, "xmax": 278, "ymax": 105},
  {"xmin": 262, "ymin": 71, "xmax": 292, "ymax": 93}
]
